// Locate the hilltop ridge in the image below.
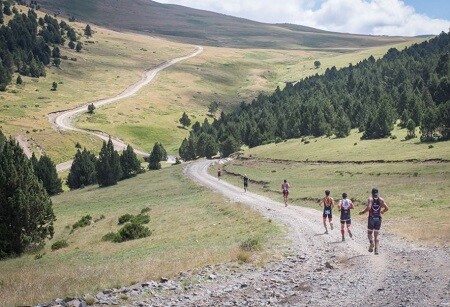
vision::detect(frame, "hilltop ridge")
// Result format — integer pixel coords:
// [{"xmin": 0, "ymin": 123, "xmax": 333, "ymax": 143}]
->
[{"xmin": 37, "ymin": 0, "xmax": 411, "ymax": 49}]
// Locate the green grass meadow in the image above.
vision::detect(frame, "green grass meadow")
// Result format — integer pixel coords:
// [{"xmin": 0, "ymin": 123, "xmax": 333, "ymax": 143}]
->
[
  {"xmin": 216, "ymin": 126, "xmax": 450, "ymax": 246},
  {"xmin": 0, "ymin": 165, "xmax": 280, "ymax": 306}
]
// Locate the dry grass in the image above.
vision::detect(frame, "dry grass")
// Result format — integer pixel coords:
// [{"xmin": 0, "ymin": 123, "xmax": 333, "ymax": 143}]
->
[{"xmin": 0, "ymin": 165, "xmax": 280, "ymax": 306}]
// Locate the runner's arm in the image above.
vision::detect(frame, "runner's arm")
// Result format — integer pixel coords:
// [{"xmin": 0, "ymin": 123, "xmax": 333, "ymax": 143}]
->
[{"xmin": 359, "ymin": 199, "xmax": 370, "ymax": 215}]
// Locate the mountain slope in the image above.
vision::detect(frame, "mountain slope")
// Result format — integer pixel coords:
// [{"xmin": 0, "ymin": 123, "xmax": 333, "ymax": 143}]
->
[{"xmin": 37, "ymin": 0, "xmax": 411, "ymax": 49}]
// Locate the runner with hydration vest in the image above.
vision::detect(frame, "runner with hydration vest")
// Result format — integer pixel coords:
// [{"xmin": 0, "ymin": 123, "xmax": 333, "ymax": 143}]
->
[{"xmin": 338, "ymin": 193, "xmax": 354, "ymax": 241}]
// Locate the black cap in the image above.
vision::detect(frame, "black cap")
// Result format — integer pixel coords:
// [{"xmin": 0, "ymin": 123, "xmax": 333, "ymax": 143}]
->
[{"xmin": 371, "ymin": 188, "xmax": 378, "ymax": 195}]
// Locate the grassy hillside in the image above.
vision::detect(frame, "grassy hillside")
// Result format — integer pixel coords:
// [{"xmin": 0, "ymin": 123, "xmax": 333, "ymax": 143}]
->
[
  {"xmin": 1, "ymin": 4, "xmax": 424, "ymax": 163},
  {"xmin": 37, "ymin": 0, "xmax": 414, "ymax": 49},
  {"xmin": 215, "ymin": 125, "xmax": 450, "ymax": 246},
  {"xmin": 0, "ymin": 164, "xmax": 280, "ymax": 306}
]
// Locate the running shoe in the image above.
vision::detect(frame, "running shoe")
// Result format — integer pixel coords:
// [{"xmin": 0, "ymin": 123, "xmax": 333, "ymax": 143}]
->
[
  {"xmin": 349, "ymin": 231, "xmax": 353, "ymax": 239},
  {"xmin": 369, "ymin": 242, "xmax": 374, "ymax": 253},
  {"xmin": 341, "ymin": 237, "xmax": 345, "ymax": 242},
  {"xmin": 374, "ymin": 248, "xmax": 379, "ymax": 255},
  {"xmin": 330, "ymin": 223, "xmax": 334, "ymax": 230}
]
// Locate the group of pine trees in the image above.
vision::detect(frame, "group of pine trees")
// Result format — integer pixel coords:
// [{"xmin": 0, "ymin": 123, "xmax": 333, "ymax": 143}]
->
[
  {"xmin": 179, "ymin": 32, "xmax": 450, "ymax": 160},
  {"xmin": 0, "ymin": 129, "xmax": 169, "ymax": 258},
  {"xmin": 0, "ymin": 130, "xmax": 56, "ymax": 259},
  {"xmin": 67, "ymin": 138, "xmax": 167, "ymax": 190},
  {"xmin": 0, "ymin": 0, "xmax": 83, "ymax": 90},
  {"xmin": 67, "ymin": 138, "xmax": 142, "ymax": 189}
]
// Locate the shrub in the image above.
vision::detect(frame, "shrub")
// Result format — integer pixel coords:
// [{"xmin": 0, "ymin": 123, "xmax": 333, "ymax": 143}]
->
[
  {"xmin": 240, "ymin": 238, "xmax": 261, "ymax": 251},
  {"xmin": 51, "ymin": 240, "xmax": 68, "ymax": 250},
  {"xmin": 118, "ymin": 214, "xmax": 133, "ymax": 225},
  {"xmin": 73, "ymin": 215, "xmax": 92, "ymax": 229},
  {"xmin": 102, "ymin": 232, "xmax": 121, "ymax": 242},
  {"xmin": 117, "ymin": 223, "xmax": 151, "ymax": 242},
  {"xmin": 140, "ymin": 207, "xmax": 151, "ymax": 214},
  {"xmin": 131, "ymin": 214, "xmax": 150, "ymax": 225}
]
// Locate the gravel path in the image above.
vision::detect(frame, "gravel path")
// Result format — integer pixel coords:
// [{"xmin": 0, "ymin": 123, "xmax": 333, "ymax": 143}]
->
[{"xmin": 44, "ymin": 159, "xmax": 448, "ymax": 306}]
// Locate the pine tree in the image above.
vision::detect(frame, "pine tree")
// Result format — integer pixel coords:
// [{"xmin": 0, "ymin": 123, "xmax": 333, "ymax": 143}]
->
[
  {"xmin": 0, "ymin": 138, "xmax": 55, "ymax": 258},
  {"xmin": 84, "ymin": 24, "xmax": 92, "ymax": 37},
  {"xmin": 35, "ymin": 155, "xmax": 62, "ymax": 196},
  {"xmin": 120, "ymin": 145, "xmax": 142, "ymax": 179},
  {"xmin": 148, "ymin": 142, "xmax": 167, "ymax": 170},
  {"xmin": 67, "ymin": 148, "xmax": 97, "ymax": 189},
  {"xmin": 219, "ymin": 135, "xmax": 240, "ymax": 158},
  {"xmin": 179, "ymin": 112, "xmax": 191, "ymax": 128},
  {"xmin": 96, "ymin": 138, "xmax": 122, "ymax": 187},
  {"xmin": 76, "ymin": 42, "xmax": 82, "ymax": 52}
]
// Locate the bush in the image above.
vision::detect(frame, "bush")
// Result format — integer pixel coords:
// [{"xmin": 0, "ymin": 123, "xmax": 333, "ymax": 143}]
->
[
  {"xmin": 102, "ymin": 232, "xmax": 121, "ymax": 242},
  {"xmin": 117, "ymin": 223, "xmax": 151, "ymax": 242},
  {"xmin": 140, "ymin": 207, "xmax": 151, "ymax": 214},
  {"xmin": 131, "ymin": 214, "xmax": 150, "ymax": 225},
  {"xmin": 51, "ymin": 240, "xmax": 68, "ymax": 250},
  {"xmin": 240, "ymin": 238, "xmax": 261, "ymax": 251},
  {"xmin": 73, "ymin": 215, "xmax": 92, "ymax": 229},
  {"xmin": 118, "ymin": 214, "xmax": 133, "ymax": 225}
]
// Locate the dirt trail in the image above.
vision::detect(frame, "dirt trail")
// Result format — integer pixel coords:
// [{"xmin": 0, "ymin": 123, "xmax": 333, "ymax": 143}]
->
[
  {"xmin": 175, "ymin": 159, "xmax": 450, "ymax": 306},
  {"xmin": 17, "ymin": 46, "xmax": 203, "ymax": 169}
]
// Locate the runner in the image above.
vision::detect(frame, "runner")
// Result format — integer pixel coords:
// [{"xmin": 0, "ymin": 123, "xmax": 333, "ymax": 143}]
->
[
  {"xmin": 243, "ymin": 174, "xmax": 249, "ymax": 192},
  {"xmin": 359, "ymin": 188, "xmax": 389, "ymax": 255},
  {"xmin": 319, "ymin": 190, "xmax": 334, "ymax": 234},
  {"xmin": 217, "ymin": 168, "xmax": 221, "ymax": 180},
  {"xmin": 338, "ymin": 192, "xmax": 354, "ymax": 241},
  {"xmin": 281, "ymin": 179, "xmax": 290, "ymax": 206}
]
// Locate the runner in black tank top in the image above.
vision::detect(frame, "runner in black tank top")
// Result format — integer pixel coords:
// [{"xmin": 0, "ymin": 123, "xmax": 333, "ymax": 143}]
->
[
  {"xmin": 319, "ymin": 190, "xmax": 334, "ymax": 234},
  {"xmin": 359, "ymin": 188, "xmax": 389, "ymax": 255}
]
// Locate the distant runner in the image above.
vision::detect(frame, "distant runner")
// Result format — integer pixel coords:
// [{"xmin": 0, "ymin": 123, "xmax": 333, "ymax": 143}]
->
[
  {"xmin": 281, "ymin": 179, "xmax": 290, "ymax": 206},
  {"xmin": 243, "ymin": 174, "xmax": 249, "ymax": 192},
  {"xmin": 217, "ymin": 168, "xmax": 222, "ymax": 180},
  {"xmin": 319, "ymin": 190, "xmax": 335, "ymax": 234},
  {"xmin": 338, "ymin": 193, "xmax": 354, "ymax": 241},
  {"xmin": 359, "ymin": 188, "xmax": 389, "ymax": 255}
]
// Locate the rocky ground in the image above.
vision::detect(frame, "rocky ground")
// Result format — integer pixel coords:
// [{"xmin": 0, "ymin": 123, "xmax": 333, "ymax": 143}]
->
[{"xmin": 39, "ymin": 160, "xmax": 450, "ymax": 307}]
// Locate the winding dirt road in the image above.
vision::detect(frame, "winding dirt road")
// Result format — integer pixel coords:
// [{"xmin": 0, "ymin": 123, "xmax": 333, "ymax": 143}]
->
[{"xmin": 46, "ymin": 46, "xmax": 203, "ymax": 171}]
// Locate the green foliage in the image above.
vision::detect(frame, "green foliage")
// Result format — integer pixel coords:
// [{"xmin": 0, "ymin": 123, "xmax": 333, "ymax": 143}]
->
[
  {"xmin": 76, "ymin": 41, "xmax": 82, "ymax": 52},
  {"xmin": 219, "ymin": 135, "xmax": 241, "ymax": 157},
  {"xmin": 120, "ymin": 144, "xmax": 142, "ymax": 179},
  {"xmin": 51, "ymin": 81, "xmax": 58, "ymax": 91},
  {"xmin": 51, "ymin": 240, "xmax": 68, "ymax": 251},
  {"xmin": 67, "ymin": 148, "xmax": 97, "ymax": 189},
  {"xmin": 33, "ymin": 154, "xmax": 63, "ymax": 196},
  {"xmin": 180, "ymin": 32, "xmax": 450, "ymax": 154},
  {"xmin": 314, "ymin": 60, "xmax": 321, "ymax": 69},
  {"xmin": 240, "ymin": 238, "xmax": 261, "ymax": 251},
  {"xmin": 118, "ymin": 214, "xmax": 133, "ymax": 225},
  {"xmin": 197, "ymin": 133, "xmax": 218, "ymax": 159},
  {"xmin": 16, "ymin": 75, "xmax": 23, "ymax": 85},
  {"xmin": 208, "ymin": 101, "xmax": 219, "ymax": 116},
  {"xmin": 117, "ymin": 223, "xmax": 151, "ymax": 242},
  {"xmin": 0, "ymin": 136, "xmax": 55, "ymax": 259},
  {"xmin": 102, "ymin": 232, "xmax": 121, "ymax": 242},
  {"xmin": 96, "ymin": 137, "xmax": 123, "ymax": 187},
  {"xmin": 84, "ymin": 24, "xmax": 92, "ymax": 37},
  {"xmin": 179, "ymin": 112, "xmax": 191, "ymax": 128},
  {"xmin": 72, "ymin": 215, "xmax": 92, "ymax": 229},
  {"xmin": 179, "ymin": 136, "xmax": 196, "ymax": 161},
  {"xmin": 107, "ymin": 209, "xmax": 151, "ymax": 242},
  {"xmin": 87, "ymin": 103, "xmax": 95, "ymax": 114},
  {"xmin": 148, "ymin": 142, "xmax": 167, "ymax": 170}
]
